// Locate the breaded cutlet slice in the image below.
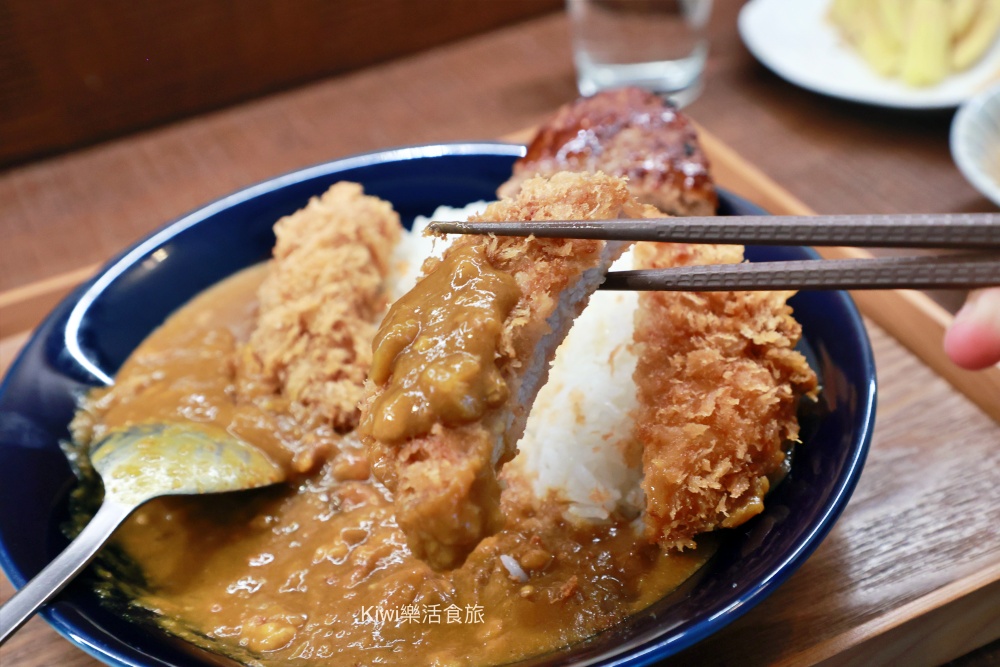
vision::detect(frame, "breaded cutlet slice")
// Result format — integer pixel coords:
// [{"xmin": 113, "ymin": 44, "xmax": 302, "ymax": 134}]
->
[
  {"xmin": 632, "ymin": 241, "xmax": 818, "ymax": 550},
  {"xmin": 360, "ymin": 171, "xmax": 659, "ymax": 570},
  {"xmin": 498, "ymin": 87, "xmax": 717, "ymax": 217},
  {"xmin": 236, "ymin": 182, "xmax": 402, "ymax": 469}
]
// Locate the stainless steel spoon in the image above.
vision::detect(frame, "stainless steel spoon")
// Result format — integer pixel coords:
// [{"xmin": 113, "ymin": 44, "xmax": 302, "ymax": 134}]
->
[{"xmin": 0, "ymin": 423, "xmax": 284, "ymax": 644}]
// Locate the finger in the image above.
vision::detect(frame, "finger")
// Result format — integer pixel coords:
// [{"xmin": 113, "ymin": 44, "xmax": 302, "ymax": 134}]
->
[{"xmin": 943, "ymin": 287, "xmax": 1000, "ymax": 370}]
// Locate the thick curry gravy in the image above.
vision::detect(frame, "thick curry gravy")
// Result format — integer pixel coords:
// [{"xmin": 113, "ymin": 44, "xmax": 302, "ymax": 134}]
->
[
  {"xmin": 73, "ymin": 264, "xmax": 713, "ymax": 666},
  {"xmin": 363, "ymin": 245, "xmax": 520, "ymax": 444}
]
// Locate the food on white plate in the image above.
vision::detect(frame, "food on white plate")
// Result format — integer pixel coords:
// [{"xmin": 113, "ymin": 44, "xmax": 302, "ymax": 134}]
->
[{"xmin": 829, "ymin": 0, "xmax": 1000, "ymax": 86}]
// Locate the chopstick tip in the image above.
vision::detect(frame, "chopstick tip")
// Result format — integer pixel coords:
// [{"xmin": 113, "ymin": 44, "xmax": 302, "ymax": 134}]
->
[{"xmin": 427, "ymin": 220, "xmax": 467, "ymax": 235}]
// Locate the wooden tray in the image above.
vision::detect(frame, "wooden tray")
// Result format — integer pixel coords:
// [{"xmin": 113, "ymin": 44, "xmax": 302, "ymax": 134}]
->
[{"xmin": 1, "ymin": 130, "xmax": 998, "ymax": 667}]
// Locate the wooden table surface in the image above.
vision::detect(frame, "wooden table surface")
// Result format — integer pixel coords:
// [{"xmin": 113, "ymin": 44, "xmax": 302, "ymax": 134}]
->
[{"xmin": 2, "ymin": 3, "xmax": 999, "ymax": 666}]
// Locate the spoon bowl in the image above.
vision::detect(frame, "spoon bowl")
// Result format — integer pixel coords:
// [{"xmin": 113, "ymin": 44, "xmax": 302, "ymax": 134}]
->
[
  {"xmin": 0, "ymin": 423, "xmax": 283, "ymax": 645},
  {"xmin": 92, "ymin": 423, "xmax": 285, "ymax": 504}
]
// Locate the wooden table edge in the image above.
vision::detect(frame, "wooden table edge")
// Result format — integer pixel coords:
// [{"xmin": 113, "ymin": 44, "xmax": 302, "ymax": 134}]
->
[{"xmin": 804, "ymin": 560, "xmax": 1000, "ymax": 667}]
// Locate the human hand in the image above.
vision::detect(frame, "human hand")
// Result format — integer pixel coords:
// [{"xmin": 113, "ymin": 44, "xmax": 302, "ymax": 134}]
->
[{"xmin": 944, "ymin": 287, "xmax": 1000, "ymax": 370}]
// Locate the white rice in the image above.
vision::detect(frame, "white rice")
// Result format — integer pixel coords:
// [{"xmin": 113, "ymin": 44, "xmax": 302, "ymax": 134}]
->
[
  {"xmin": 500, "ymin": 554, "xmax": 530, "ymax": 583},
  {"xmin": 390, "ymin": 202, "xmax": 490, "ymax": 299},
  {"xmin": 388, "ymin": 203, "xmax": 644, "ymax": 523},
  {"xmin": 517, "ymin": 261, "xmax": 643, "ymax": 522}
]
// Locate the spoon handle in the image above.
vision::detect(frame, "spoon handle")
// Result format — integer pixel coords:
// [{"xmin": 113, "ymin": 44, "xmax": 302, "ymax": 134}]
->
[{"xmin": 0, "ymin": 499, "xmax": 135, "ymax": 645}]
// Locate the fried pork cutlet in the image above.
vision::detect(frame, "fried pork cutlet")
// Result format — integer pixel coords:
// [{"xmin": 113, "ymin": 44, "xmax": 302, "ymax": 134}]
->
[
  {"xmin": 504, "ymin": 90, "xmax": 813, "ymax": 547},
  {"xmin": 632, "ymin": 242, "xmax": 818, "ymax": 550},
  {"xmin": 359, "ymin": 171, "xmax": 659, "ymax": 570},
  {"xmin": 236, "ymin": 182, "xmax": 402, "ymax": 469},
  {"xmin": 498, "ymin": 87, "xmax": 717, "ymax": 217}
]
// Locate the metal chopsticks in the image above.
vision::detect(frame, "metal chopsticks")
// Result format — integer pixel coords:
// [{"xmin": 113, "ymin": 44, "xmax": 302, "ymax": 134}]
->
[{"xmin": 428, "ymin": 213, "xmax": 1000, "ymax": 291}]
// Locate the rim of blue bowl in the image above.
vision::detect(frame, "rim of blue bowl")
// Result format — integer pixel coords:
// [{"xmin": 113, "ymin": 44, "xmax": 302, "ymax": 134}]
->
[{"xmin": 0, "ymin": 141, "xmax": 877, "ymax": 667}]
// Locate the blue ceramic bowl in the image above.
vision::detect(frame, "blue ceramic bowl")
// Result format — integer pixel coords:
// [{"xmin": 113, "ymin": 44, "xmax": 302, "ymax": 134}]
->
[{"xmin": 0, "ymin": 143, "xmax": 876, "ymax": 666}]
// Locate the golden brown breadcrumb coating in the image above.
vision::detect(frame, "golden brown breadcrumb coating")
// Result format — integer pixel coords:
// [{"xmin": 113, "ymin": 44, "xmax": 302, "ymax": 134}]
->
[
  {"xmin": 632, "ymin": 242, "xmax": 818, "ymax": 550},
  {"xmin": 360, "ymin": 171, "xmax": 659, "ymax": 570},
  {"xmin": 237, "ymin": 182, "xmax": 402, "ymax": 435}
]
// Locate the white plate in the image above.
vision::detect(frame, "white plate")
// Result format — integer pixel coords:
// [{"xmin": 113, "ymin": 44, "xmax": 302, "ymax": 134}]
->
[{"xmin": 738, "ymin": 0, "xmax": 1000, "ymax": 110}]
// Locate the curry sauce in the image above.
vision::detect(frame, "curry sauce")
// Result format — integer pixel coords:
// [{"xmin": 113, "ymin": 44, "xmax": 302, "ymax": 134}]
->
[
  {"xmin": 73, "ymin": 264, "xmax": 713, "ymax": 667},
  {"xmin": 363, "ymin": 245, "xmax": 520, "ymax": 444}
]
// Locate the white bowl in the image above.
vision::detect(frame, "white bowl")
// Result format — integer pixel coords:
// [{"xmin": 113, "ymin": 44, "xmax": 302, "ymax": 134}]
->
[{"xmin": 951, "ymin": 83, "xmax": 1000, "ymax": 208}]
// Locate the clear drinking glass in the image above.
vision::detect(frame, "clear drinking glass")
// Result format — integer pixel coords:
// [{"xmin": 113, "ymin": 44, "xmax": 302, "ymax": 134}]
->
[{"xmin": 568, "ymin": 0, "xmax": 713, "ymax": 106}]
